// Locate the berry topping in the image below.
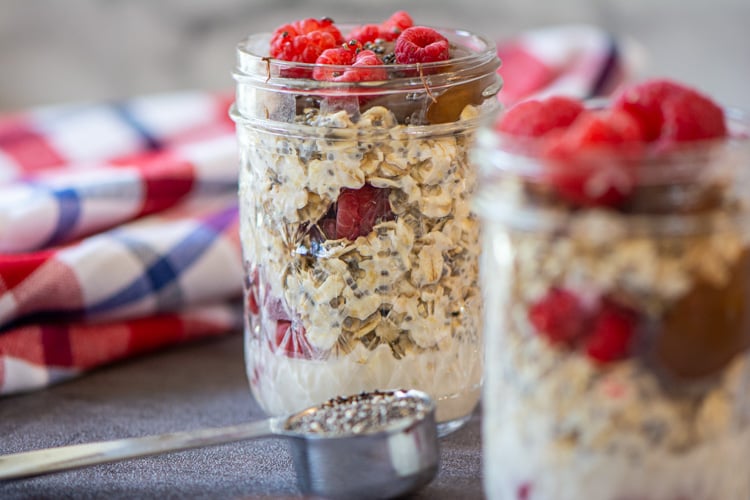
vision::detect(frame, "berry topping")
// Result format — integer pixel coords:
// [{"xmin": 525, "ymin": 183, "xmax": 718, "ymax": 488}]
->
[
  {"xmin": 313, "ymin": 48, "xmax": 387, "ymax": 82},
  {"xmin": 497, "ymin": 96, "xmax": 585, "ymax": 137},
  {"xmin": 543, "ymin": 109, "xmax": 643, "ymax": 207},
  {"xmin": 347, "ymin": 11, "xmax": 414, "ymax": 44},
  {"xmin": 270, "ymin": 17, "xmax": 344, "ymax": 63},
  {"xmin": 660, "ymin": 89, "xmax": 727, "ymax": 142},
  {"xmin": 381, "ymin": 10, "xmax": 414, "ymax": 40},
  {"xmin": 612, "ymin": 79, "xmax": 726, "ymax": 143},
  {"xmin": 584, "ymin": 303, "xmax": 637, "ymax": 364},
  {"xmin": 335, "ymin": 184, "xmax": 393, "ymax": 240},
  {"xmin": 394, "ymin": 26, "xmax": 450, "ymax": 64},
  {"xmin": 528, "ymin": 288, "xmax": 587, "ymax": 346}
]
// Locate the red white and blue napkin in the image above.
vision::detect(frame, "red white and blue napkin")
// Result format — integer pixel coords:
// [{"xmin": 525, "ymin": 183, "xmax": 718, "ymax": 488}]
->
[{"xmin": 0, "ymin": 25, "xmax": 637, "ymax": 396}]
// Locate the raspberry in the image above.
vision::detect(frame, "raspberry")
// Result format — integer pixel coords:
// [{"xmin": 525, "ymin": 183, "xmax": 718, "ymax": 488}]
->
[
  {"xmin": 313, "ymin": 48, "xmax": 387, "ymax": 82},
  {"xmin": 394, "ymin": 26, "xmax": 450, "ymax": 64},
  {"xmin": 496, "ymin": 96, "xmax": 584, "ymax": 137},
  {"xmin": 273, "ymin": 320, "xmax": 311, "ymax": 358},
  {"xmin": 245, "ymin": 266, "xmax": 260, "ymax": 315},
  {"xmin": 543, "ymin": 109, "xmax": 643, "ymax": 207},
  {"xmin": 347, "ymin": 11, "xmax": 414, "ymax": 44},
  {"xmin": 528, "ymin": 288, "xmax": 587, "ymax": 346},
  {"xmin": 347, "ymin": 24, "xmax": 382, "ymax": 44},
  {"xmin": 270, "ymin": 17, "xmax": 344, "ymax": 63},
  {"xmin": 612, "ymin": 79, "xmax": 726, "ymax": 142},
  {"xmin": 660, "ymin": 89, "xmax": 727, "ymax": 142},
  {"xmin": 380, "ymin": 10, "xmax": 413, "ymax": 40},
  {"xmin": 336, "ymin": 184, "xmax": 393, "ymax": 240},
  {"xmin": 584, "ymin": 303, "xmax": 637, "ymax": 364}
]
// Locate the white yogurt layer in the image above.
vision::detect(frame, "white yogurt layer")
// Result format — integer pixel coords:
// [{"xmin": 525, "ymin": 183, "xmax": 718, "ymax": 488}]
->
[{"xmin": 247, "ymin": 333, "xmax": 482, "ymax": 423}]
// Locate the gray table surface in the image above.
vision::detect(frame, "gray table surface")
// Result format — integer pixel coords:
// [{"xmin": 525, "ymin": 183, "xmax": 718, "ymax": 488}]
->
[{"xmin": 0, "ymin": 334, "xmax": 483, "ymax": 499}]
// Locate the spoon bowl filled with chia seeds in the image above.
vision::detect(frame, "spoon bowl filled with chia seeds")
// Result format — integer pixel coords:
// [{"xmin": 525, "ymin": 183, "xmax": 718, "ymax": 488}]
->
[{"xmin": 0, "ymin": 389, "xmax": 439, "ymax": 499}]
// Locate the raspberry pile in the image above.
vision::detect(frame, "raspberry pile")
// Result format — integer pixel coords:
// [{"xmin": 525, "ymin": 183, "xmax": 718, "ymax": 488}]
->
[
  {"xmin": 496, "ymin": 79, "xmax": 728, "ymax": 208},
  {"xmin": 268, "ymin": 11, "xmax": 452, "ymax": 81}
]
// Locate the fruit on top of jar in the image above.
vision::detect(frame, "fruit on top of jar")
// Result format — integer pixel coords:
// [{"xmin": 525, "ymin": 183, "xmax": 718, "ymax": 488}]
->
[
  {"xmin": 270, "ymin": 17, "xmax": 345, "ymax": 63},
  {"xmin": 495, "ymin": 79, "xmax": 728, "ymax": 208},
  {"xmin": 266, "ymin": 13, "xmax": 496, "ymax": 125},
  {"xmin": 346, "ymin": 10, "xmax": 413, "ymax": 43}
]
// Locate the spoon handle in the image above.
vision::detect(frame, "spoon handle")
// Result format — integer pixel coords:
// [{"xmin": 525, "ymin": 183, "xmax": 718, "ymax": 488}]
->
[{"xmin": 0, "ymin": 419, "xmax": 276, "ymax": 480}]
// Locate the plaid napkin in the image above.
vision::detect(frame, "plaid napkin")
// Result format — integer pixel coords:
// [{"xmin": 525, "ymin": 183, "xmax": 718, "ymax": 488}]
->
[
  {"xmin": 0, "ymin": 25, "xmax": 636, "ymax": 397},
  {"xmin": 0, "ymin": 92, "xmax": 243, "ymax": 395}
]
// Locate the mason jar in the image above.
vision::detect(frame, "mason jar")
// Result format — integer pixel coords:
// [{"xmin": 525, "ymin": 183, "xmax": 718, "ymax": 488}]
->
[
  {"xmin": 474, "ymin": 109, "xmax": 750, "ymax": 498},
  {"xmin": 230, "ymin": 24, "xmax": 501, "ymax": 434}
]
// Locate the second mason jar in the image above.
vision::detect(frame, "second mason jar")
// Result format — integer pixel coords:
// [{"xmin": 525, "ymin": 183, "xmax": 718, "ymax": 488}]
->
[
  {"xmin": 231, "ymin": 23, "xmax": 501, "ymax": 433},
  {"xmin": 474, "ymin": 107, "xmax": 750, "ymax": 499}
]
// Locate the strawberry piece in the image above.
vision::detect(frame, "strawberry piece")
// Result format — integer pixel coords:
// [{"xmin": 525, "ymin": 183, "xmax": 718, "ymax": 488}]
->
[
  {"xmin": 584, "ymin": 303, "xmax": 637, "ymax": 364},
  {"xmin": 543, "ymin": 109, "xmax": 643, "ymax": 207},
  {"xmin": 347, "ymin": 11, "xmax": 413, "ymax": 43},
  {"xmin": 273, "ymin": 320, "xmax": 311, "ymax": 358},
  {"xmin": 270, "ymin": 17, "xmax": 344, "ymax": 63},
  {"xmin": 336, "ymin": 184, "xmax": 392, "ymax": 240},
  {"xmin": 528, "ymin": 288, "xmax": 587, "ymax": 346},
  {"xmin": 496, "ymin": 96, "xmax": 585, "ymax": 137},
  {"xmin": 612, "ymin": 79, "xmax": 726, "ymax": 142},
  {"xmin": 313, "ymin": 48, "xmax": 387, "ymax": 82},
  {"xmin": 394, "ymin": 26, "xmax": 450, "ymax": 64}
]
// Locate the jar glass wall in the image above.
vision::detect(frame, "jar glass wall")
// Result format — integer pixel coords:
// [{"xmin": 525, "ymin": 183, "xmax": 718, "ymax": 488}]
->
[
  {"xmin": 475, "ymin": 110, "xmax": 750, "ymax": 499},
  {"xmin": 231, "ymin": 25, "xmax": 501, "ymax": 434}
]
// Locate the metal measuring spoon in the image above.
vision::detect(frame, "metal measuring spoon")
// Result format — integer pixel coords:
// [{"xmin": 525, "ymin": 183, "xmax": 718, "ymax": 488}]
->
[{"xmin": 0, "ymin": 389, "xmax": 439, "ymax": 499}]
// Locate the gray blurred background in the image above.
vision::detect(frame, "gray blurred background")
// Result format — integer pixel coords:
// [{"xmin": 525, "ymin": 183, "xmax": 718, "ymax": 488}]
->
[{"xmin": 1, "ymin": 0, "xmax": 748, "ymax": 112}]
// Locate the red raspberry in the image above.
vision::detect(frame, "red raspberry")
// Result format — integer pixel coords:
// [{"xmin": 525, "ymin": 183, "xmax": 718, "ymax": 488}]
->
[
  {"xmin": 394, "ymin": 26, "xmax": 450, "ymax": 64},
  {"xmin": 336, "ymin": 184, "xmax": 393, "ymax": 240},
  {"xmin": 496, "ymin": 96, "xmax": 585, "ymax": 137},
  {"xmin": 528, "ymin": 288, "xmax": 587, "ymax": 346},
  {"xmin": 273, "ymin": 320, "xmax": 311, "ymax": 358},
  {"xmin": 584, "ymin": 303, "xmax": 637, "ymax": 364},
  {"xmin": 660, "ymin": 89, "xmax": 727, "ymax": 142},
  {"xmin": 612, "ymin": 79, "xmax": 726, "ymax": 143},
  {"xmin": 313, "ymin": 48, "xmax": 387, "ymax": 82},
  {"xmin": 270, "ymin": 17, "xmax": 344, "ymax": 63},
  {"xmin": 347, "ymin": 11, "xmax": 413, "ymax": 44},
  {"xmin": 380, "ymin": 10, "xmax": 413, "ymax": 40},
  {"xmin": 347, "ymin": 24, "xmax": 382, "ymax": 44},
  {"xmin": 543, "ymin": 109, "xmax": 643, "ymax": 207},
  {"xmin": 245, "ymin": 266, "xmax": 260, "ymax": 315}
]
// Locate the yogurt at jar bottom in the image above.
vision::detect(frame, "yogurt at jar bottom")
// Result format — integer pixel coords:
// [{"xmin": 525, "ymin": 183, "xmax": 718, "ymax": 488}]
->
[{"xmin": 474, "ymin": 85, "xmax": 750, "ymax": 499}]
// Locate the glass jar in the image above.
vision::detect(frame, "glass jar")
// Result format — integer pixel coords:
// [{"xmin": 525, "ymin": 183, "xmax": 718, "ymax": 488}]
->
[
  {"xmin": 474, "ymin": 110, "xmax": 750, "ymax": 499},
  {"xmin": 231, "ymin": 25, "xmax": 501, "ymax": 434}
]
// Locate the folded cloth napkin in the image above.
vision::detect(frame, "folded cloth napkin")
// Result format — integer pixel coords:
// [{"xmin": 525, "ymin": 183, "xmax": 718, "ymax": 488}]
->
[
  {"xmin": 0, "ymin": 24, "xmax": 636, "ymax": 397},
  {"xmin": 496, "ymin": 24, "xmax": 640, "ymax": 106},
  {"xmin": 0, "ymin": 92, "xmax": 243, "ymax": 395}
]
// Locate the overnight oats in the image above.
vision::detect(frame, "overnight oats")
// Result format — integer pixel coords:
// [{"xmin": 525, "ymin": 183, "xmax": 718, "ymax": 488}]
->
[
  {"xmin": 231, "ymin": 12, "xmax": 501, "ymax": 432},
  {"xmin": 474, "ymin": 80, "xmax": 750, "ymax": 499}
]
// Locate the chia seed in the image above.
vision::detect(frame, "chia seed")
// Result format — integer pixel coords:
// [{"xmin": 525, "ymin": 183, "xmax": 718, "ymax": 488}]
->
[{"xmin": 283, "ymin": 390, "xmax": 430, "ymax": 436}]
